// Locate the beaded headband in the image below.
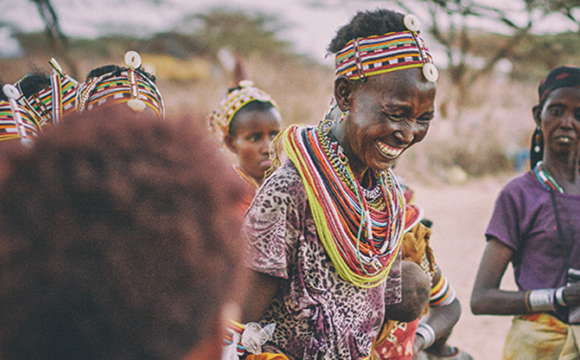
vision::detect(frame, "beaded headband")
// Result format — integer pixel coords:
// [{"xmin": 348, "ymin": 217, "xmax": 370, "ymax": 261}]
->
[
  {"xmin": 334, "ymin": 15, "xmax": 438, "ymax": 82},
  {"xmin": 76, "ymin": 51, "xmax": 165, "ymax": 119},
  {"xmin": 16, "ymin": 58, "xmax": 80, "ymax": 126},
  {"xmin": 1, "ymin": 85, "xmax": 42, "ymax": 145},
  {"xmin": 209, "ymin": 80, "xmax": 278, "ymax": 135}
]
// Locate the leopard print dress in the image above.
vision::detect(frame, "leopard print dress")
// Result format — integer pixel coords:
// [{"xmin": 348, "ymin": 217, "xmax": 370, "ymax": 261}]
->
[{"xmin": 245, "ymin": 160, "xmax": 402, "ymax": 360}]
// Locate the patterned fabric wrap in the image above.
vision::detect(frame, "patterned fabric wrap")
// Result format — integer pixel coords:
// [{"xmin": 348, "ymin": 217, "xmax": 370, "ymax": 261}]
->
[
  {"xmin": 76, "ymin": 68, "xmax": 165, "ymax": 118},
  {"xmin": 17, "ymin": 58, "xmax": 80, "ymax": 126},
  {"xmin": 209, "ymin": 81, "xmax": 278, "ymax": 135},
  {"xmin": 0, "ymin": 101, "xmax": 42, "ymax": 142},
  {"xmin": 335, "ymin": 31, "xmax": 434, "ymax": 81},
  {"xmin": 430, "ymin": 273, "xmax": 456, "ymax": 307}
]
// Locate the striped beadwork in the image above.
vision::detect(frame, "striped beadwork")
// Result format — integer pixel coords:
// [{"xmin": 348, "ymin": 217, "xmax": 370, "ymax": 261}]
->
[
  {"xmin": 430, "ymin": 273, "xmax": 456, "ymax": 307},
  {"xmin": 17, "ymin": 58, "xmax": 79, "ymax": 126},
  {"xmin": 76, "ymin": 69, "xmax": 165, "ymax": 119},
  {"xmin": 0, "ymin": 101, "xmax": 42, "ymax": 142},
  {"xmin": 335, "ymin": 31, "xmax": 434, "ymax": 81},
  {"xmin": 534, "ymin": 161, "xmax": 564, "ymax": 193},
  {"xmin": 209, "ymin": 80, "xmax": 278, "ymax": 136}
]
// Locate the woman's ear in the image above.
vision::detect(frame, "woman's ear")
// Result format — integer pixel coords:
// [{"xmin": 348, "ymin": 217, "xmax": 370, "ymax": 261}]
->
[
  {"xmin": 224, "ymin": 134, "xmax": 237, "ymax": 154},
  {"xmin": 532, "ymin": 105, "xmax": 541, "ymax": 127},
  {"xmin": 334, "ymin": 75, "xmax": 353, "ymax": 112}
]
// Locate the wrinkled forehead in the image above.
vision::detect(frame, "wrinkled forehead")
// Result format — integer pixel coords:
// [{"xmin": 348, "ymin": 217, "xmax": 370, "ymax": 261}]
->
[{"xmin": 361, "ymin": 68, "xmax": 437, "ymax": 104}]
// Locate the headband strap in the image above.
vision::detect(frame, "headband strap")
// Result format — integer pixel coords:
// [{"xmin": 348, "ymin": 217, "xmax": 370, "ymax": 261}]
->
[
  {"xmin": 76, "ymin": 51, "xmax": 165, "ymax": 119},
  {"xmin": 16, "ymin": 58, "xmax": 79, "ymax": 126},
  {"xmin": 209, "ymin": 80, "xmax": 278, "ymax": 135},
  {"xmin": 2, "ymin": 84, "xmax": 42, "ymax": 145},
  {"xmin": 335, "ymin": 15, "xmax": 438, "ymax": 82}
]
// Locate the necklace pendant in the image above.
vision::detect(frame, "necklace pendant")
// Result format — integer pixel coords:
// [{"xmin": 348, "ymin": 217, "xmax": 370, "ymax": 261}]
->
[
  {"xmin": 371, "ymin": 257, "xmax": 382, "ymax": 271},
  {"xmin": 366, "ymin": 211, "xmax": 373, "ymax": 240}
]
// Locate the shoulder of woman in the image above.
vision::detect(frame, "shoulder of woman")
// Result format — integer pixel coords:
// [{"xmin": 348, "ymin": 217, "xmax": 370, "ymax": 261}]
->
[
  {"xmin": 497, "ymin": 171, "xmax": 544, "ymax": 199},
  {"xmin": 260, "ymin": 160, "xmax": 306, "ymax": 197}
]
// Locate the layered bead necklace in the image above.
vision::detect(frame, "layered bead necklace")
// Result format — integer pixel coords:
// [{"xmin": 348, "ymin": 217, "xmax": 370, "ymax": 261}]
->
[{"xmin": 282, "ymin": 121, "xmax": 405, "ymax": 288}]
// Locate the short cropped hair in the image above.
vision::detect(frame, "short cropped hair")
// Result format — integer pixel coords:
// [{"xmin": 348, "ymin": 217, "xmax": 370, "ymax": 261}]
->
[
  {"xmin": 0, "ymin": 109, "xmax": 248, "ymax": 360},
  {"xmin": 328, "ymin": 9, "xmax": 406, "ymax": 53}
]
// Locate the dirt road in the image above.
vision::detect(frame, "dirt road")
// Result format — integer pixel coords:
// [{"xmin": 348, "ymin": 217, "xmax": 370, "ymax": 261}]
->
[{"xmin": 411, "ymin": 178, "xmax": 519, "ymax": 360}]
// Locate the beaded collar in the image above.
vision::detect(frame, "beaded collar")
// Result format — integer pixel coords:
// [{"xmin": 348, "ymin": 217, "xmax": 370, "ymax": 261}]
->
[
  {"xmin": 233, "ymin": 165, "xmax": 260, "ymax": 190},
  {"xmin": 281, "ymin": 123, "xmax": 405, "ymax": 288},
  {"xmin": 534, "ymin": 161, "xmax": 564, "ymax": 193},
  {"xmin": 318, "ymin": 119, "xmax": 385, "ymax": 209}
]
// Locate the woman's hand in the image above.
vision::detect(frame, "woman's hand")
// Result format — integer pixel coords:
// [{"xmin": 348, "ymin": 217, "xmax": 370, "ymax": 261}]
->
[{"xmin": 563, "ymin": 281, "xmax": 580, "ymax": 307}]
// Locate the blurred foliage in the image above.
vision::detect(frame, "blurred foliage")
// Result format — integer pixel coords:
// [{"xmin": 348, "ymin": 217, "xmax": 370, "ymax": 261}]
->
[
  {"xmin": 468, "ymin": 31, "xmax": 580, "ymax": 83},
  {"xmin": 11, "ymin": 9, "xmax": 298, "ymax": 64},
  {"xmin": 180, "ymin": 9, "xmax": 294, "ymax": 58}
]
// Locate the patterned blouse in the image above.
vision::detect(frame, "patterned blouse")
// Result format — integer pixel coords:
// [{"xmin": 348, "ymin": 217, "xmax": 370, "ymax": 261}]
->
[{"xmin": 244, "ymin": 160, "xmax": 402, "ymax": 360}]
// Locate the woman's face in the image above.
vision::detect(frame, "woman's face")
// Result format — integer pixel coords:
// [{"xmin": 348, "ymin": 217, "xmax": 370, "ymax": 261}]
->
[
  {"xmin": 334, "ymin": 68, "xmax": 436, "ymax": 176},
  {"xmin": 537, "ymin": 87, "xmax": 580, "ymax": 157},
  {"xmin": 225, "ymin": 107, "xmax": 281, "ymax": 183}
]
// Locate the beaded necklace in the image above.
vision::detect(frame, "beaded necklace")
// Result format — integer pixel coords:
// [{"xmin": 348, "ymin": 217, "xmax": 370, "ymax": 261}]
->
[
  {"xmin": 282, "ymin": 123, "xmax": 405, "ymax": 288},
  {"xmin": 233, "ymin": 165, "xmax": 260, "ymax": 190},
  {"xmin": 534, "ymin": 161, "xmax": 564, "ymax": 193}
]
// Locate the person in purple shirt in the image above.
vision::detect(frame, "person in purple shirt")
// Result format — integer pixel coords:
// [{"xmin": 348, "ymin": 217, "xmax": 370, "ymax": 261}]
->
[{"xmin": 471, "ymin": 66, "xmax": 580, "ymax": 360}]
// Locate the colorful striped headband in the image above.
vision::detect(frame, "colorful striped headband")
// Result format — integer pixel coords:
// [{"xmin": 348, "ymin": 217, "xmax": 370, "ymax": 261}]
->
[
  {"xmin": 1, "ymin": 85, "xmax": 42, "ymax": 145},
  {"xmin": 335, "ymin": 15, "xmax": 438, "ymax": 82},
  {"xmin": 76, "ymin": 51, "xmax": 165, "ymax": 119},
  {"xmin": 209, "ymin": 80, "xmax": 278, "ymax": 135},
  {"xmin": 16, "ymin": 58, "xmax": 80, "ymax": 127}
]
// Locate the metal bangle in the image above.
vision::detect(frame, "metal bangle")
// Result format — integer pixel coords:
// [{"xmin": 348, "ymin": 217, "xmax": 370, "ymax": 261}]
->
[
  {"xmin": 555, "ymin": 287, "xmax": 567, "ymax": 307},
  {"xmin": 524, "ymin": 290, "xmax": 532, "ymax": 312},
  {"xmin": 529, "ymin": 289, "xmax": 556, "ymax": 312},
  {"xmin": 416, "ymin": 322, "xmax": 436, "ymax": 350}
]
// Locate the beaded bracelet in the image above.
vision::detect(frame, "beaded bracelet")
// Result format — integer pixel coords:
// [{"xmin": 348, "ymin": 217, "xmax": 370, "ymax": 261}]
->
[
  {"xmin": 528, "ymin": 288, "xmax": 556, "ymax": 312},
  {"xmin": 416, "ymin": 322, "xmax": 436, "ymax": 350}
]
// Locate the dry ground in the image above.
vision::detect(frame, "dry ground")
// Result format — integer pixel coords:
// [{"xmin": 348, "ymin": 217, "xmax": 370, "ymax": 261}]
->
[{"xmin": 408, "ymin": 177, "xmax": 520, "ymax": 360}]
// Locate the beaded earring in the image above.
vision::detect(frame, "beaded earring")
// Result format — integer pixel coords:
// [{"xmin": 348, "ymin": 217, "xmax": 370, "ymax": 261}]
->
[
  {"xmin": 530, "ymin": 125, "xmax": 544, "ymax": 169},
  {"xmin": 534, "ymin": 126, "xmax": 543, "ymax": 153},
  {"xmin": 338, "ymin": 109, "xmax": 347, "ymax": 123}
]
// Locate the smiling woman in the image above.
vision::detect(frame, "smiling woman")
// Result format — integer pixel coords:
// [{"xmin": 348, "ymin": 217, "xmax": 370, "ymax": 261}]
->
[{"xmin": 231, "ymin": 8, "xmax": 438, "ymax": 360}]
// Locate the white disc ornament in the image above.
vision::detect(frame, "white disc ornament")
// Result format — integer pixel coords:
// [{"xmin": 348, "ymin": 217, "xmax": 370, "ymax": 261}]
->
[
  {"xmin": 404, "ymin": 14, "xmax": 421, "ymax": 32},
  {"xmin": 127, "ymin": 99, "xmax": 146, "ymax": 112},
  {"xmin": 125, "ymin": 51, "xmax": 142, "ymax": 69},
  {"xmin": 422, "ymin": 63, "xmax": 439, "ymax": 82},
  {"xmin": 3, "ymin": 84, "xmax": 20, "ymax": 100}
]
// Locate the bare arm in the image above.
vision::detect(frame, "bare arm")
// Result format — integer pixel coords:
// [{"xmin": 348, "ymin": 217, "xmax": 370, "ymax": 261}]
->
[
  {"xmin": 237, "ymin": 270, "xmax": 281, "ymax": 323},
  {"xmin": 413, "ymin": 268, "xmax": 461, "ymax": 356},
  {"xmin": 470, "ymin": 237, "xmax": 528, "ymax": 315}
]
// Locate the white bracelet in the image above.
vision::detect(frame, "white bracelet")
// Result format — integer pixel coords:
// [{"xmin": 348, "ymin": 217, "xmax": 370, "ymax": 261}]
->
[
  {"xmin": 555, "ymin": 287, "xmax": 567, "ymax": 307},
  {"xmin": 529, "ymin": 289, "xmax": 556, "ymax": 312},
  {"xmin": 416, "ymin": 323, "xmax": 436, "ymax": 350}
]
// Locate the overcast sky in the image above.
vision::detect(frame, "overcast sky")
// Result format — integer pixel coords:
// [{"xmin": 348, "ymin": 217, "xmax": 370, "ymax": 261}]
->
[{"xmin": 1, "ymin": 0, "xmax": 577, "ymax": 64}]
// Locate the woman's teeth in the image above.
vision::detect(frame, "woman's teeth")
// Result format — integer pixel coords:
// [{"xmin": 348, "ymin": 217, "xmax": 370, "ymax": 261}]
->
[{"xmin": 376, "ymin": 141, "xmax": 403, "ymax": 157}]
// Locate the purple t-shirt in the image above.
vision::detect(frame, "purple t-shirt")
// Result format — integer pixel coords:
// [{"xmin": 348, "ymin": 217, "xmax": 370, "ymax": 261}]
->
[
  {"xmin": 244, "ymin": 160, "xmax": 402, "ymax": 360},
  {"xmin": 486, "ymin": 171, "xmax": 580, "ymax": 293}
]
